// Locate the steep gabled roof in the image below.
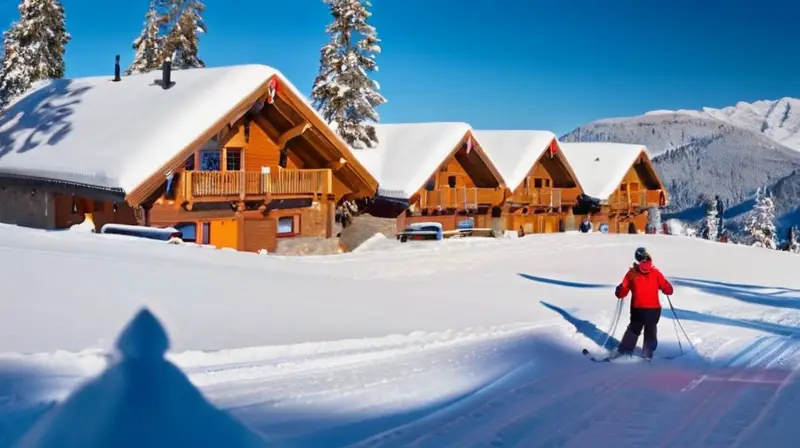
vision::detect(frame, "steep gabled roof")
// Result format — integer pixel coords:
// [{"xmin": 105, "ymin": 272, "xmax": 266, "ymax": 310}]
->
[
  {"xmin": 0, "ymin": 64, "xmax": 377, "ymax": 205},
  {"xmin": 474, "ymin": 130, "xmax": 582, "ymax": 191},
  {"xmin": 559, "ymin": 142, "xmax": 656, "ymax": 200},
  {"xmin": 351, "ymin": 122, "xmax": 503, "ymax": 199}
]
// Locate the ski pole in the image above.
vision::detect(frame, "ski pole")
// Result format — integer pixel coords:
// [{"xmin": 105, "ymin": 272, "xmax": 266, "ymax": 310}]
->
[
  {"xmin": 601, "ymin": 298, "xmax": 624, "ymax": 352},
  {"xmin": 665, "ymin": 294, "xmax": 696, "ymax": 352}
]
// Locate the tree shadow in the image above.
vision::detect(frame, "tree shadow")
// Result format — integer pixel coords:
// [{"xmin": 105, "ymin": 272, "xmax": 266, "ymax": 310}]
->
[
  {"xmin": 669, "ymin": 307, "xmax": 800, "ymax": 337},
  {"xmin": 540, "ymin": 301, "xmax": 620, "ymax": 350},
  {"xmin": 517, "ymin": 273, "xmax": 613, "ymax": 289},
  {"xmin": 0, "ymin": 79, "xmax": 91, "ymax": 160},
  {"xmin": 672, "ymin": 277, "xmax": 800, "ymax": 310}
]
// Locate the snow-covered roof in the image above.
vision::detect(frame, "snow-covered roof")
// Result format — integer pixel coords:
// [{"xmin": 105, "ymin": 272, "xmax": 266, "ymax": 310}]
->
[
  {"xmin": 558, "ymin": 142, "xmax": 648, "ymax": 200},
  {"xmin": 351, "ymin": 122, "xmax": 475, "ymax": 199},
  {"xmin": 473, "ymin": 130, "xmax": 558, "ymax": 190},
  {"xmin": 0, "ymin": 64, "xmax": 318, "ymax": 196}
]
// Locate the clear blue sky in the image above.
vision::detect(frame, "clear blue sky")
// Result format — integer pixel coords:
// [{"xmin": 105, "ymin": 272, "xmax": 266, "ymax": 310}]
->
[{"xmin": 1, "ymin": 0, "xmax": 798, "ymax": 135}]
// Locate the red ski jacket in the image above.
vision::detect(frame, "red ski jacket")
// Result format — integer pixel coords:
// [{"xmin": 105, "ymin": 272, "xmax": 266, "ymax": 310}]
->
[{"xmin": 614, "ymin": 261, "xmax": 674, "ymax": 308}]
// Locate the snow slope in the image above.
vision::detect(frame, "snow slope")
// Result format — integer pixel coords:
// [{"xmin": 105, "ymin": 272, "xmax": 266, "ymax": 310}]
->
[
  {"xmin": 647, "ymin": 97, "xmax": 800, "ymax": 152},
  {"xmin": 2, "ymin": 225, "xmax": 800, "ymax": 446}
]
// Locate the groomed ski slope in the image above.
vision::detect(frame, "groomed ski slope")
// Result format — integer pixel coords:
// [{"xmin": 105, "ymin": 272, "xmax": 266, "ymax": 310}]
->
[{"xmin": 1, "ymin": 225, "xmax": 800, "ymax": 446}]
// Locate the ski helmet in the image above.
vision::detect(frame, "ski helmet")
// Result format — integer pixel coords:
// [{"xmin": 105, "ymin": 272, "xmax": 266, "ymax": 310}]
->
[{"xmin": 634, "ymin": 247, "xmax": 650, "ymax": 262}]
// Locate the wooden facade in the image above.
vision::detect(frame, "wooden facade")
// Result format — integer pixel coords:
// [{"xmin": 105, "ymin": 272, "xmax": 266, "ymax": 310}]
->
[
  {"xmin": 399, "ymin": 132, "xmax": 506, "ymax": 234},
  {"xmin": 142, "ymin": 75, "xmax": 377, "ymax": 252},
  {"xmin": 501, "ymin": 141, "xmax": 582, "ymax": 235},
  {"xmin": 580, "ymin": 151, "xmax": 668, "ymax": 234}
]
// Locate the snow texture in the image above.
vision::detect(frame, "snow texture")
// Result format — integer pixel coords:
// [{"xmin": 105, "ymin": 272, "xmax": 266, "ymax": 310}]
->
[
  {"xmin": 472, "ymin": 130, "xmax": 557, "ymax": 190},
  {"xmin": 558, "ymin": 142, "xmax": 646, "ymax": 200},
  {"xmin": 0, "ymin": 64, "xmax": 279, "ymax": 193},
  {"xmin": 745, "ymin": 187, "xmax": 778, "ymax": 249},
  {"xmin": 311, "ymin": 0, "xmax": 386, "ymax": 149},
  {"xmin": 351, "ymin": 122, "xmax": 472, "ymax": 199},
  {"xmin": 0, "ymin": 0, "xmax": 70, "ymax": 109},
  {"xmin": 703, "ymin": 200, "xmax": 719, "ymax": 241},
  {"xmin": 3, "ymin": 225, "xmax": 800, "ymax": 445}
]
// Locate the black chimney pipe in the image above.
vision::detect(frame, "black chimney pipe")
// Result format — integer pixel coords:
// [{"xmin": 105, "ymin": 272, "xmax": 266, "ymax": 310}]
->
[
  {"xmin": 113, "ymin": 55, "xmax": 121, "ymax": 82},
  {"xmin": 161, "ymin": 57, "xmax": 172, "ymax": 90}
]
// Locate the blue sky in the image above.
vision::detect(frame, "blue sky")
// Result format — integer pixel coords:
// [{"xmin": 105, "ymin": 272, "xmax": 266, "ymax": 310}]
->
[{"xmin": 1, "ymin": 0, "xmax": 798, "ymax": 135}]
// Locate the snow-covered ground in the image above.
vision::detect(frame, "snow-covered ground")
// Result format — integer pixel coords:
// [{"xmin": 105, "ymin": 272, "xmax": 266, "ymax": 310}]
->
[{"xmin": 2, "ymin": 224, "xmax": 800, "ymax": 446}]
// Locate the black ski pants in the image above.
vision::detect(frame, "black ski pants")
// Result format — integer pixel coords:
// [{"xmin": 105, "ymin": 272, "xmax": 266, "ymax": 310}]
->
[{"xmin": 617, "ymin": 307, "xmax": 661, "ymax": 356}]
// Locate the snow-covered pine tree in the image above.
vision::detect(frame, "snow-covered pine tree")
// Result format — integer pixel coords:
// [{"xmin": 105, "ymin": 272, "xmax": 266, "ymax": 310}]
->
[
  {"xmin": 162, "ymin": 0, "xmax": 206, "ymax": 70},
  {"xmin": 647, "ymin": 207, "xmax": 662, "ymax": 233},
  {"xmin": 126, "ymin": 0, "xmax": 166, "ymax": 75},
  {"xmin": 787, "ymin": 226, "xmax": 800, "ymax": 254},
  {"xmin": 0, "ymin": 0, "xmax": 70, "ymax": 108},
  {"xmin": 702, "ymin": 199, "xmax": 718, "ymax": 241},
  {"xmin": 744, "ymin": 187, "xmax": 778, "ymax": 249},
  {"xmin": 311, "ymin": 0, "xmax": 386, "ymax": 149}
]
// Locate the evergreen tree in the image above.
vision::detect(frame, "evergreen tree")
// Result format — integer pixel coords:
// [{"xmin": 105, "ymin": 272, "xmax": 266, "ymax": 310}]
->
[
  {"xmin": 166, "ymin": 0, "xmax": 206, "ymax": 70},
  {"xmin": 311, "ymin": 0, "xmax": 386, "ymax": 149},
  {"xmin": 744, "ymin": 187, "xmax": 777, "ymax": 249},
  {"xmin": 126, "ymin": 0, "xmax": 166, "ymax": 75},
  {"xmin": 788, "ymin": 226, "xmax": 800, "ymax": 254},
  {"xmin": 647, "ymin": 207, "xmax": 662, "ymax": 233},
  {"xmin": 0, "ymin": 0, "xmax": 70, "ymax": 108},
  {"xmin": 702, "ymin": 200, "xmax": 719, "ymax": 241}
]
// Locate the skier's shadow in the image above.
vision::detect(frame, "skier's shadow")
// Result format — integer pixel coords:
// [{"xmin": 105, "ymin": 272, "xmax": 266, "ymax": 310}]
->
[{"xmin": 540, "ymin": 301, "xmax": 620, "ymax": 350}]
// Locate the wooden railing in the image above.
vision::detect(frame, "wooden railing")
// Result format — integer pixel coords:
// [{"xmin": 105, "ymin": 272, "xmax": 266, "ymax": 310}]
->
[
  {"xmin": 609, "ymin": 190, "xmax": 664, "ymax": 210},
  {"xmin": 420, "ymin": 187, "xmax": 502, "ymax": 209},
  {"xmin": 508, "ymin": 188, "xmax": 563, "ymax": 208},
  {"xmin": 182, "ymin": 169, "xmax": 332, "ymax": 201}
]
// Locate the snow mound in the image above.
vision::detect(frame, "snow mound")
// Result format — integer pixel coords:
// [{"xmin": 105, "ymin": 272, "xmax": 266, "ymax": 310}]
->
[
  {"xmin": 351, "ymin": 232, "xmax": 387, "ymax": 252},
  {"xmin": 15, "ymin": 308, "xmax": 265, "ymax": 447}
]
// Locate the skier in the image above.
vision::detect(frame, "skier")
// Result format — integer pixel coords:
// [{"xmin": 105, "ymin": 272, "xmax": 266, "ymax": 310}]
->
[{"xmin": 613, "ymin": 247, "xmax": 674, "ymax": 359}]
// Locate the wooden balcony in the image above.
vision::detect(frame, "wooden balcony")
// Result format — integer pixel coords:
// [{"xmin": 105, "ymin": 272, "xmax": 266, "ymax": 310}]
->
[
  {"xmin": 419, "ymin": 187, "xmax": 503, "ymax": 210},
  {"xmin": 180, "ymin": 169, "xmax": 332, "ymax": 203},
  {"xmin": 507, "ymin": 188, "xmax": 563, "ymax": 209},
  {"xmin": 609, "ymin": 189, "xmax": 665, "ymax": 211}
]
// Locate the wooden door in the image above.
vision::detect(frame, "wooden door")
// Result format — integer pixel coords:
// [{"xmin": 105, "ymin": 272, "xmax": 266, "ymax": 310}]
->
[
  {"xmin": 210, "ymin": 218, "xmax": 239, "ymax": 250},
  {"xmin": 243, "ymin": 217, "xmax": 277, "ymax": 253}
]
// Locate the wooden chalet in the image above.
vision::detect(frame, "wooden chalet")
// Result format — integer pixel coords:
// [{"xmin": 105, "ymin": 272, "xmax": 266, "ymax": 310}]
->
[
  {"xmin": 559, "ymin": 142, "xmax": 668, "ymax": 233},
  {"xmin": 0, "ymin": 61, "xmax": 377, "ymax": 253},
  {"xmin": 352, "ymin": 123, "xmax": 507, "ymax": 234},
  {"xmin": 475, "ymin": 130, "xmax": 583, "ymax": 234}
]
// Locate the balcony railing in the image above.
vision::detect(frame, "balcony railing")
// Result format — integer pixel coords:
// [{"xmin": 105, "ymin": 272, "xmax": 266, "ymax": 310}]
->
[
  {"xmin": 420, "ymin": 187, "xmax": 502, "ymax": 210},
  {"xmin": 508, "ymin": 188, "xmax": 563, "ymax": 208},
  {"xmin": 609, "ymin": 189, "xmax": 665, "ymax": 210},
  {"xmin": 181, "ymin": 169, "xmax": 332, "ymax": 201}
]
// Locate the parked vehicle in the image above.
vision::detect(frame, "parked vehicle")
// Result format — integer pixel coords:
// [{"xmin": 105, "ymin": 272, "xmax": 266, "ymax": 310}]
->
[
  {"xmin": 397, "ymin": 222, "xmax": 443, "ymax": 242},
  {"xmin": 99, "ymin": 223, "xmax": 183, "ymax": 243}
]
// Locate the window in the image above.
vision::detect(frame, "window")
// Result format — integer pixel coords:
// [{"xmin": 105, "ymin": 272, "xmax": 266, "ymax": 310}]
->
[
  {"xmin": 545, "ymin": 179, "xmax": 551, "ymax": 187},
  {"xmin": 447, "ymin": 175, "xmax": 456, "ymax": 188},
  {"xmin": 534, "ymin": 178, "xmax": 543, "ymax": 188},
  {"xmin": 226, "ymin": 149, "xmax": 242, "ymax": 171},
  {"xmin": 277, "ymin": 215, "xmax": 300, "ymax": 236},
  {"xmin": 200, "ymin": 150, "xmax": 220, "ymax": 171}
]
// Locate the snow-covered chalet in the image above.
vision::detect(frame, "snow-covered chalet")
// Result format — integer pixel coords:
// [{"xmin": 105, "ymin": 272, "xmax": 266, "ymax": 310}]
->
[
  {"xmin": 559, "ymin": 142, "xmax": 668, "ymax": 233},
  {"xmin": 0, "ymin": 61, "xmax": 377, "ymax": 252}
]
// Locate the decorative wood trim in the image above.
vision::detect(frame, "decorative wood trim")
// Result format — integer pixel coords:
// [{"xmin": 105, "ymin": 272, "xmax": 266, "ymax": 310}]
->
[{"xmin": 277, "ymin": 121, "xmax": 311, "ymax": 149}]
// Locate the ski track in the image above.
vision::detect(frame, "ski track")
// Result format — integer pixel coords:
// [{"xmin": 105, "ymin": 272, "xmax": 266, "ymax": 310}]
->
[{"xmin": 344, "ymin": 332, "xmax": 800, "ymax": 447}]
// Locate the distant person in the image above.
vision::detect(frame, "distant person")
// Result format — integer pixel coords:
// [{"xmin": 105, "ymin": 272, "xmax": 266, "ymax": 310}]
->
[
  {"xmin": 579, "ymin": 218, "xmax": 591, "ymax": 233},
  {"xmin": 613, "ymin": 247, "xmax": 674, "ymax": 360}
]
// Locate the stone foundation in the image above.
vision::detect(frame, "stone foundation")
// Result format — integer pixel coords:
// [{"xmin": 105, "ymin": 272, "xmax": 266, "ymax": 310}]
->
[{"xmin": 274, "ymin": 236, "xmax": 344, "ymax": 256}]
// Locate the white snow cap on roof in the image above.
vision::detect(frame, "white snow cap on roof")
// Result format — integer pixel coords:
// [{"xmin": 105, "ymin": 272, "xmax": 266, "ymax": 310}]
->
[
  {"xmin": 351, "ymin": 122, "xmax": 472, "ymax": 199},
  {"xmin": 473, "ymin": 130, "xmax": 556, "ymax": 190},
  {"xmin": 0, "ymin": 64, "xmax": 285, "ymax": 193},
  {"xmin": 558, "ymin": 142, "xmax": 647, "ymax": 200}
]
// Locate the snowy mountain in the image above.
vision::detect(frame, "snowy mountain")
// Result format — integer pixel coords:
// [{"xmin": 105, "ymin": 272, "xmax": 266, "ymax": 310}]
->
[
  {"xmin": 560, "ymin": 112, "xmax": 800, "ymax": 227},
  {"xmin": 2, "ymin": 225, "xmax": 800, "ymax": 445},
  {"xmin": 647, "ymin": 97, "xmax": 800, "ymax": 152}
]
